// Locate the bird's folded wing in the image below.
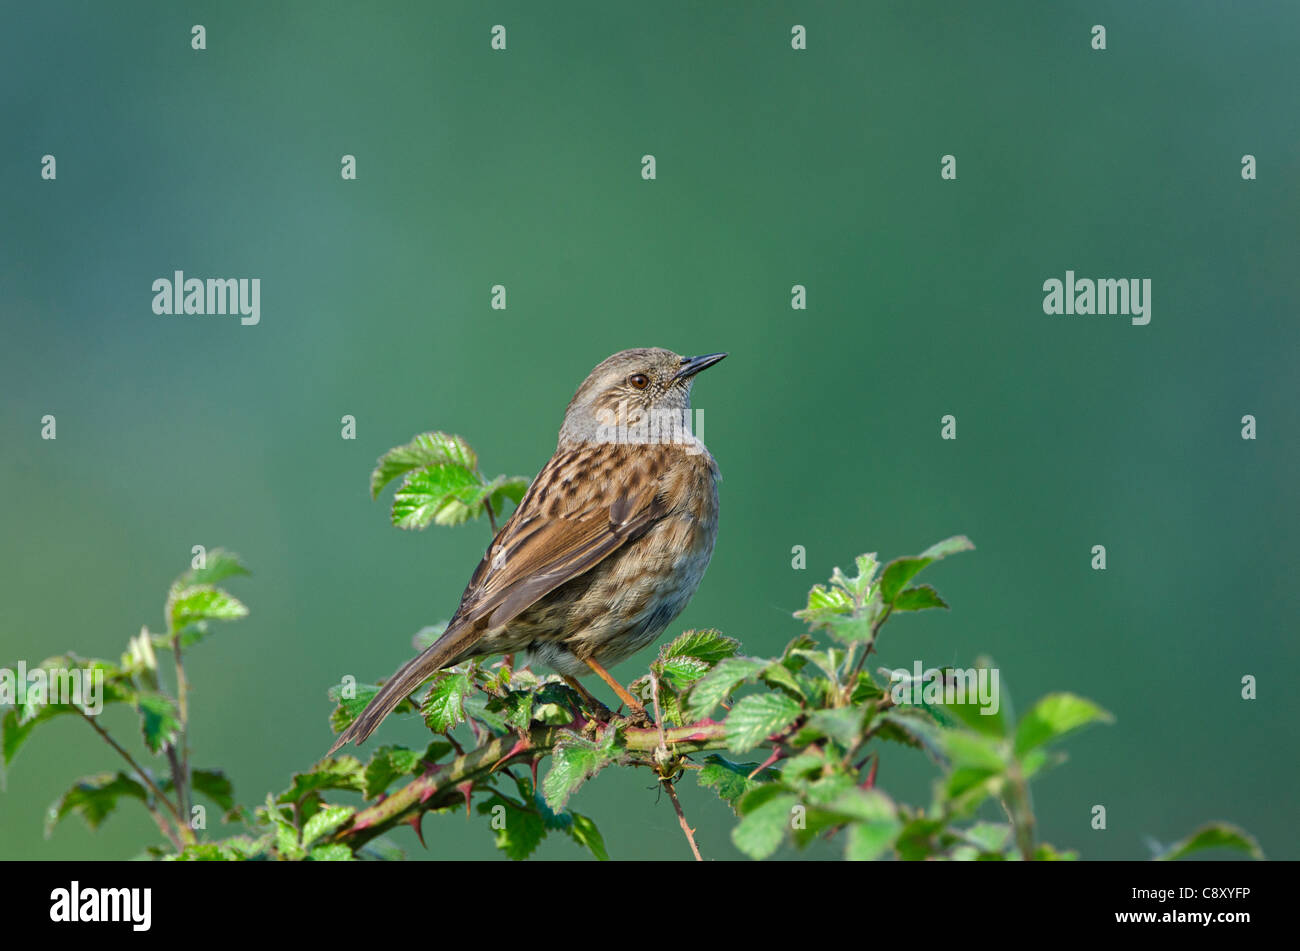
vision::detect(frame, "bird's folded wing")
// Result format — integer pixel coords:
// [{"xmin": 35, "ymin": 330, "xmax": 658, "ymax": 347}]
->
[{"xmin": 451, "ymin": 449, "xmax": 667, "ymax": 632}]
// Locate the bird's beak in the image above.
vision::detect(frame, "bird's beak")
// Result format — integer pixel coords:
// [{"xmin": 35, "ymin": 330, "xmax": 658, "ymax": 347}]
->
[{"xmin": 673, "ymin": 352, "xmax": 728, "ymax": 382}]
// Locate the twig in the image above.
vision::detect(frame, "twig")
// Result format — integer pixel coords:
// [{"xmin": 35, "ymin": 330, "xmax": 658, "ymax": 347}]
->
[
  {"xmin": 665, "ymin": 780, "xmax": 703, "ymax": 861},
  {"xmin": 77, "ymin": 709, "xmax": 193, "ymax": 847},
  {"xmin": 171, "ymin": 635, "xmax": 191, "ymax": 817}
]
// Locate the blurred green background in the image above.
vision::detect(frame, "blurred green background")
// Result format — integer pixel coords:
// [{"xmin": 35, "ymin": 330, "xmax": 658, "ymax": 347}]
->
[{"xmin": 2, "ymin": 0, "xmax": 1297, "ymax": 861}]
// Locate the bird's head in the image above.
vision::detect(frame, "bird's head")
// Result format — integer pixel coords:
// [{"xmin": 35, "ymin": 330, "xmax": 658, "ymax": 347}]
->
[{"xmin": 558, "ymin": 347, "xmax": 726, "ymax": 446}]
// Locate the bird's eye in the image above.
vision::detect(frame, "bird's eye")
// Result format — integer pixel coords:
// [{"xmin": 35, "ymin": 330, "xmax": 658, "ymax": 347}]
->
[{"xmin": 628, "ymin": 373, "xmax": 649, "ymax": 389}]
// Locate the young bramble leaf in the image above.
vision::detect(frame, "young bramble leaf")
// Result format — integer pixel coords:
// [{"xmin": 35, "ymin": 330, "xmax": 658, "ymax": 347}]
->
[
  {"xmin": 421, "ymin": 668, "xmax": 474, "ymax": 733},
  {"xmin": 371, "ymin": 432, "xmax": 478, "ymax": 499},
  {"xmin": 565, "ymin": 811, "xmax": 610, "ymax": 861},
  {"xmin": 45, "ymin": 772, "xmax": 148, "ymax": 835},
  {"xmin": 174, "ymin": 549, "xmax": 251, "ymax": 588},
  {"xmin": 807, "ymin": 707, "xmax": 865, "ymax": 748},
  {"xmin": 879, "ymin": 535, "xmax": 974, "ymax": 603},
  {"xmin": 682, "ymin": 656, "xmax": 766, "ymax": 720},
  {"xmin": 542, "ymin": 728, "xmax": 621, "ymax": 812},
  {"xmin": 724, "ymin": 693, "xmax": 802, "ymax": 753},
  {"xmin": 892, "ymin": 585, "xmax": 949, "ymax": 612},
  {"xmin": 697, "ymin": 754, "xmax": 773, "ymax": 814},
  {"xmin": 189, "ymin": 768, "xmax": 236, "ymax": 814},
  {"xmin": 660, "ymin": 629, "xmax": 740, "ymax": 667},
  {"xmin": 167, "ymin": 585, "xmax": 248, "ymax": 632},
  {"xmin": 278, "ymin": 757, "xmax": 366, "ymax": 805},
  {"xmin": 392, "ymin": 464, "xmax": 484, "ymax": 530},
  {"xmin": 136, "ymin": 693, "xmax": 181, "ymax": 755},
  {"xmin": 310, "ymin": 843, "xmax": 355, "ymax": 861},
  {"xmin": 731, "ymin": 788, "xmax": 799, "ymax": 860},
  {"xmin": 1012, "ymin": 693, "xmax": 1113, "ymax": 758},
  {"xmin": 1154, "ymin": 822, "xmax": 1264, "ymax": 861},
  {"xmin": 362, "ymin": 745, "xmax": 427, "ymax": 798},
  {"xmin": 793, "ymin": 584, "xmax": 853, "ymax": 628},
  {"xmin": 478, "ymin": 793, "xmax": 547, "ymax": 860},
  {"xmin": 302, "ymin": 804, "xmax": 354, "ymax": 847}
]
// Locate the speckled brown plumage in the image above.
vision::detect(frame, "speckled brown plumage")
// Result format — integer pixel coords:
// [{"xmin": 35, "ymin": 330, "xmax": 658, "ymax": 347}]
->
[{"xmin": 330, "ymin": 348, "xmax": 725, "ymax": 752}]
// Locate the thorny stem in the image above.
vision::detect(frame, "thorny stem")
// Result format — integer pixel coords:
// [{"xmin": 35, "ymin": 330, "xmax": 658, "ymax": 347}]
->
[
  {"xmin": 665, "ymin": 780, "xmax": 703, "ymax": 861},
  {"xmin": 330, "ymin": 720, "xmax": 731, "ymax": 850}
]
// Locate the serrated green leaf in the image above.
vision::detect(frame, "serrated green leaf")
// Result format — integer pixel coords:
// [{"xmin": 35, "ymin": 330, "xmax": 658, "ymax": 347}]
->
[
  {"xmin": 371, "ymin": 432, "xmax": 478, "ymax": 499},
  {"xmin": 310, "ymin": 843, "xmax": 355, "ymax": 861},
  {"xmin": 363, "ymin": 745, "xmax": 424, "ymax": 798},
  {"xmin": 731, "ymin": 792, "xmax": 798, "ymax": 860},
  {"xmin": 759, "ymin": 660, "xmax": 805, "ymax": 700},
  {"xmin": 808, "ymin": 707, "xmax": 865, "ymax": 748},
  {"xmin": 391, "ymin": 464, "xmax": 484, "ymax": 530},
  {"xmin": 697, "ymin": 754, "xmax": 771, "ymax": 814},
  {"xmin": 45, "ymin": 772, "xmax": 148, "ymax": 835},
  {"xmin": 136, "ymin": 693, "xmax": 181, "ymax": 754},
  {"xmin": 478, "ymin": 794, "xmax": 547, "ymax": 860},
  {"xmin": 879, "ymin": 535, "xmax": 974, "ymax": 603},
  {"xmin": 278, "ymin": 757, "xmax": 366, "ymax": 804},
  {"xmin": 724, "ymin": 693, "xmax": 802, "ymax": 753},
  {"xmin": 167, "ymin": 585, "xmax": 248, "ymax": 632},
  {"xmin": 542, "ymin": 728, "xmax": 620, "ymax": 811},
  {"xmin": 682, "ymin": 656, "xmax": 766, "ymax": 721},
  {"xmin": 190, "ymin": 768, "xmax": 235, "ymax": 813},
  {"xmin": 793, "ymin": 584, "xmax": 854, "ymax": 628},
  {"xmin": 1154, "ymin": 822, "xmax": 1264, "ymax": 861},
  {"xmin": 302, "ymin": 804, "xmax": 353, "ymax": 847},
  {"xmin": 660, "ymin": 629, "xmax": 740, "ymax": 666},
  {"xmin": 1013, "ymin": 693, "xmax": 1113, "ymax": 758},
  {"xmin": 175, "ymin": 549, "xmax": 251, "ymax": 588},
  {"xmin": 893, "ymin": 585, "xmax": 949, "ymax": 611},
  {"xmin": 421, "ymin": 669, "xmax": 473, "ymax": 733}
]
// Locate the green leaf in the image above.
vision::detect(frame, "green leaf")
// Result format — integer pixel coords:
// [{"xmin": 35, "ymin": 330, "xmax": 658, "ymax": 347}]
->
[
  {"xmin": 1154, "ymin": 822, "xmax": 1264, "ymax": 861},
  {"xmin": 190, "ymin": 768, "xmax": 236, "ymax": 814},
  {"xmin": 167, "ymin": 585, "xmax": 248, "ymax": 632},
  {"xmin": 731, "ymin": 791, "xmax": 798, "ymax": 860},
  {"xmin": 807, "ymin": 707, "xmax": 865, "ymax": 748},
  {"xmin": 565, "ymin": 812, "xmax": 610, "ymax": 861},
  {"xmin": 136, "ymin": 693, "xmax": 181, "ymax": 754},
  {"xmin": 653, "ymin": 656, "xmax": 711, "ymax": 692},
  {"xmin": 724, "ymin": 693, "xmax": 802, "ymax": 753},
  {"xmin": 278, "ymin": 757, "xmax": 366, "ymax": 805},
  {"xmin": 301, "ymin": 804, "xmax": 354, "ymax": 847},
  {"xmin": 391, "ymin": 464, "xmax": 484, "ymax": 530},
  {"xmin": 793, "ymin": 584, "xmax": 853, "ymax": 628},
  {"xmin": 1013, "ymin": 693, "xmax": 1113, "ymax": 758},
  {"xmin": 371, "ymin": 432, "xmax": 478, "ymax": 499},
  {"xmin": 328, "ymin": 681, "xmax": 415, "ymax": 733},
  {"xmin": 697, "ymin": 754, "xmax": 772, "ymax": 814},
  {"xmin": 45, "ymin": 772, "xmax": 148, "ymax": 835},
  {"xmin": 879, "ymin": 535, "xmax": 974, "ymax": 603},
  {"xmin": 759, "ymin": 660, "xmax": 805, "ymax": 700},
  {"xmin": 479, "ymin": 794, "xmax": 547, "ymax": 860},
  {"xmin": 175, "ymin": 549, "xmax": 251, "ymax": 588},
  {"xmin": 682, "ymin": 656, "xmax": 766, "ymax": 721},
  {"xmin": 310, "ymin": 843, "xmax": 355, "ymax": 861},
  {"xmin": 893, "ymin": 585, "xmax": 949, "ymax": 611},
  {"xmin": 660, "ymin": 629, "xmax": 741, "ymax": 666},
  {"xmin": 363, "ymin": 745, "xmax": 425, "ymax": 798},
  {"xmin": 421, "ymin": 669, "xmax": 474, "ymax": 733},
  {"xmin": 542, "ymin": 728, "xmax": 620, "ymax": 811}
]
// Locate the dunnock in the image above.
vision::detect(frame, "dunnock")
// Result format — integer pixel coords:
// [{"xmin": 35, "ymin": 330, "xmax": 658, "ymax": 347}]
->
[{"xmin": 329, "ymin": 347, "xmax": 725, "ymax": 752}]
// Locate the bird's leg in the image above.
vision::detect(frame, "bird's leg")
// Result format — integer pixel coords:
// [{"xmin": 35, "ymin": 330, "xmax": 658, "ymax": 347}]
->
[
  {"xmin": 561, "ymin": 675, "xmax": 614, "ymax": 723},
  {"xmin": 581, "ymin": 657, "xmax": 652, "ymax": 726}
]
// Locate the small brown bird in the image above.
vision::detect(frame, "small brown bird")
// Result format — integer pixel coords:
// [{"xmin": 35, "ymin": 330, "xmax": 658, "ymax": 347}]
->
[{"xmin": 329, "ymin": 347, "xmax": 725, "ymax": 753}]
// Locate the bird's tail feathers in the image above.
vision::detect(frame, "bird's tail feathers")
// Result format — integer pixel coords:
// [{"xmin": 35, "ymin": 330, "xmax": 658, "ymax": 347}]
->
[{"xmin": 326, "ymin": 622, "xmax": 479, "ymax": 755}]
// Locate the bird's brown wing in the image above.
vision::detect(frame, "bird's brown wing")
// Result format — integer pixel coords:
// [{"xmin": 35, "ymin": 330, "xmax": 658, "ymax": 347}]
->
[
  {"xmin": 328, "ymin": 445, "xmax": 667, "ymax": 753},
  {"xmin": 450, "ymin": 445, "xmax": 668, "ymax": 631}
]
